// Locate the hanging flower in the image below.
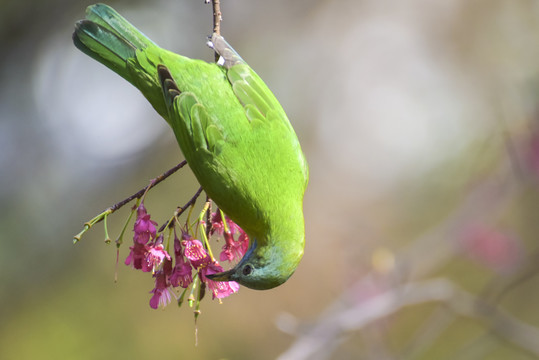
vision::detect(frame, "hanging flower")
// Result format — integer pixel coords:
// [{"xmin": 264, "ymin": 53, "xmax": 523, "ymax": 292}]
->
[
  {"xmin": 201, "ymin": 262, "xmax": 240, "ymax": 299},
  {"xmin": 210, "ymin": 211, "xmax": 241, "ymax": 236},
  {"xmin": 149, "ymin": 269, "xmax": 173, "ymax": 309},
  {"xmin": 220, "ymin": 229, "xmax": 249, "ymax": 262},
  {"xmin": 145, "ymin": 241, "xmax": 171, "ymax": 273},
  {"xmin": 169, "ymin": 235, "xmax": 193, "ymax": 288},
  {"xmin": 133, "ymin": 203, "xmax": 158, "ymax": 244},
  {"xmin": 182, "ymin": 234, "xmax": 211, "ymax": 269},
  {"xmin": 125, "ymin": 242, "xmax": 150, "ymax": 270}
]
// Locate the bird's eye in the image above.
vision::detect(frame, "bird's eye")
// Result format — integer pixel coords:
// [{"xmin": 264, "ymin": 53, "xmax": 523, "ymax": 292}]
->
[{"xmin": 242, "ymin": 264, "xmax": 253, "ymax": 276}]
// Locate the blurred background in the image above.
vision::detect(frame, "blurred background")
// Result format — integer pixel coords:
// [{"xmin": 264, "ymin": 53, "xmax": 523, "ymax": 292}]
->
[{"xmin": 2, "ymin": 0, "xmax": 539, "ymax": 359}]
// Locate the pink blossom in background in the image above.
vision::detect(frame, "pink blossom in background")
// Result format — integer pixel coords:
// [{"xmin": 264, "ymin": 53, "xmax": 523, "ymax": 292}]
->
[{"xmin": 460, "ymin": 225, "xmax": 522, "ymax": 273}]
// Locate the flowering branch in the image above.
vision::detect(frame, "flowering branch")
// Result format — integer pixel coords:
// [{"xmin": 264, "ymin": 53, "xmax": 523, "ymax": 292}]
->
[
  {"xmin": 73, "ymin": 160, "xmax": 187, "ymax": 243},
  {"xmin": 75, "ymin": 168, "xmax": 247, "ymax": 316}
]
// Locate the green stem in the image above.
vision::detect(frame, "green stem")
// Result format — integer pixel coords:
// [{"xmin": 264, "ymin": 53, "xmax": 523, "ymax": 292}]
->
[
  {"xmin": 198, "ymin": 202, "xmax": 216, "ymax": 262},
  {"xmin": 164, "ymin": 226, "xmax": 173, "ymax": 254},
  {"xmin": 188, "ymin": 274, "xmax": 200, "ymax": 307},
  {"xmin": 177, "ymin": 287, "xmax": 189, "ymax": 308},
  {"xmin": 73, "ymin": 209, "xmax": 113, "ymax": 243},
  {"xmin": 158, "ymin": 186, "xmax": 204, "ymax": 233},
  {"xmin": 103, "ymin": 213, "xmax": 111, "ymax": 243},
  {"xmin": 194, "ymin": 281, "xmax": 205, "ymax": 322},
  {"xmin": 220, "ymin": 208, "xmax": 229, "ymax": 233},
  {"xmin": 115, "ymin": 200, "xmax": 140, "ymax": 247}
]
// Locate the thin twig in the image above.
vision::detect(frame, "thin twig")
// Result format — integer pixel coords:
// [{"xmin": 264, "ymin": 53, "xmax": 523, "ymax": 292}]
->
[
  {"xmin": 109, "ymin": 160, "xmax": 187, "ymax": 213},
  {"xmin": 212, "ymin": 0, "xmax": 222, "ymax": 36},
  {"xmin": 205, "ymin": 195, "xmax": 213, "ymax": 240},
  {"xmin": 209, "ymin": 0, "xmax": 222, "ymax": 62},
  {"xmin": 74, "ymin": 161, "xmax": 188, "ymax": 242},
  {"xmin": 159, "ymin": 186, "xmax": 204, "ymax": 232}
]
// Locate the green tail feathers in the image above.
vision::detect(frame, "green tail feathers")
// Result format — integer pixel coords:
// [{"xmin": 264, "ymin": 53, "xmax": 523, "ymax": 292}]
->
[
  {"xmin": 84, "ymin": 4, "xmax": 156, "ymax": 50},
  {"xmin": 73, "ymin": 20, "xmax": 135, "ymax": 81},
  {"xmin": 72, "ymin": 4, "xmax": 154, "ymax": 82},
  {"xmin": 73, "ymin": 3, "xmax": 181, "ymax": 119}
]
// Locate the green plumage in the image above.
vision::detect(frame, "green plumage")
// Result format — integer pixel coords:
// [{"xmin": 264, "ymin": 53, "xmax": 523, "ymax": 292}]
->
[{"xmin": 73, "ymin": 3, "xmax": 308, "ymax": 290}]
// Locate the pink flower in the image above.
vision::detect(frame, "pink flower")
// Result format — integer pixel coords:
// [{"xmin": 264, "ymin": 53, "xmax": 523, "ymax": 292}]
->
[
  {"xmin": 182, "ymin": 234, "xmax": 210, "ymax": 269},
  {"xmin": 460, "ymin": 225, "xmax": 522, "ymax": 273},
  {"xmin": 210, "ymin": 211, "xmax": 225, "ymax": 235},
  {"xmin": 125, "ymin": 242, "xmax": 150, "ymax": 270},
  {"xmin": 170, "ymin": 260, "xmax": 193, "ymax": 288},
  {"xmin": 162, "ymin": 257, "xmax": 173, "ymax": 277},
  {"xmin": 219, "ymin": 229, "xmax": 249, "ymax": 262},
  {"xmin": 133, "ymin": 203, "xmax": 157, "ymax": 244},
  {"xmin": 210, "ymin": 211, "xmax": 249, "ymax": 263},
  {"xmin": 149, "ymin": 270, "xmax": 173, "ymax": 309},
  {"xmin": 145, "ymin": 241, "xmax": 171, "ymax": 273},
  {"xmin": 201, "ymin": 262, "xmax": 240, "ymax": 299},
  {"xmin": 210, "ymin": 211, "xmax": 241, "ymax": 236},
  {"xmin": 169, "ymin": 235, "xmax": 193, "ymax": 288}
]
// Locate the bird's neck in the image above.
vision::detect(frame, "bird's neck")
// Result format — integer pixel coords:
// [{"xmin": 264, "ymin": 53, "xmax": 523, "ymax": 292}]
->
[{"xmin": 257, "ymin": 202, "xmax": 305, "ymax": 265}]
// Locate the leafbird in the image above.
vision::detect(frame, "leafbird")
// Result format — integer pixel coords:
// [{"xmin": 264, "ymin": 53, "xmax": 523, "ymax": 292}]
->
[{"xmin": 73, "ymin": 4, "xmax": 308, "ymax": 290}]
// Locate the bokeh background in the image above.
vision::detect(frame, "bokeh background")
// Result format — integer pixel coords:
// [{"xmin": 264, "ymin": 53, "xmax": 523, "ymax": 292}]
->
[{"xmin": 2, "ymin": 0, "xmax": 539, "ymax": 359}]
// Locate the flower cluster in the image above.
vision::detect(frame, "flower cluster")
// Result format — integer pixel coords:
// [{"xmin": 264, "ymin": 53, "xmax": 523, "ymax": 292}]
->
[{"xmin": 125, "ymin": 202, "xmax": 249, "ymax": 309}]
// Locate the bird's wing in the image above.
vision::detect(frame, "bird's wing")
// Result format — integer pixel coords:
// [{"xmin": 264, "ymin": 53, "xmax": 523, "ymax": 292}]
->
[
  {"xmin": 157, "ymin": 65, "xmax": 225, "ymax": 157},
  {"xmin": 211, "ymin": 34, "xmax": 309, "ymax": 186},
  {"xmin": 156, "ymin": 38, "xmax": 308, "ymax": 232}
]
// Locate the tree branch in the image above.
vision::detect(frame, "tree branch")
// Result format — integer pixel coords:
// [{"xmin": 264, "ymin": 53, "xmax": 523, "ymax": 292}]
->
[
  {"xmin": 158, "ymin": 186, "xmax": 204, "ymax": 232},
  {"xmin": 109, "ymin": 160, "xmax": 187, "ymax": 213},
  {"xmin": 212, "ymin": 0, "xmax": 222, "ymax": 36},
  {"xmin": 277, "ymin": 278, "xmax": 539, "ymax": 360},
  {"xmin": 206, "ymin": 0, "xmax": 222, "ymax": 62}
]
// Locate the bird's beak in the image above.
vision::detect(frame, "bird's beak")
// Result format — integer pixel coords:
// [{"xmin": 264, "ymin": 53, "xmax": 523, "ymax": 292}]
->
[{"xmin": 206, "ymin": 268, "xmax": 235, "ymax": 282}]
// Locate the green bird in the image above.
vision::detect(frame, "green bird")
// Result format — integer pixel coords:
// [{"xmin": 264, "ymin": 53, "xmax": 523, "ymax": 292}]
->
[{"xmin": 73, "ymin": 4, "xmax": 308, "ymax": 290}]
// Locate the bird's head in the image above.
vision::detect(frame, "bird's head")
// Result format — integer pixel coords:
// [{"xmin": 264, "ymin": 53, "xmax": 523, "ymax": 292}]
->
[{"xmin": 207, "ymin": 238, "xmax": 304, "ymax": 290}]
